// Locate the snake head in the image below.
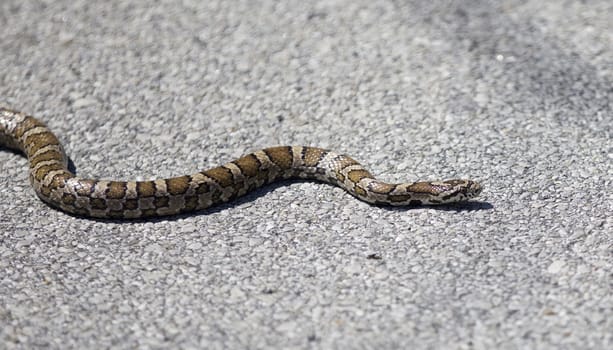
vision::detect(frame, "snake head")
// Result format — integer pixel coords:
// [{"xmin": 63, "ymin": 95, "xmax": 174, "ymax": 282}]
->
[{"xmin": 433, "ymin": 179, "xmax": 483, "ymax": 203}]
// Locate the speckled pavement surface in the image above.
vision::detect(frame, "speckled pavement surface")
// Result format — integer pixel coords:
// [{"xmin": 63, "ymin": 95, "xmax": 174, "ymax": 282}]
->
[{"xmin": 1, "ymin": 1, "xmax": 611, "ymax": 349}]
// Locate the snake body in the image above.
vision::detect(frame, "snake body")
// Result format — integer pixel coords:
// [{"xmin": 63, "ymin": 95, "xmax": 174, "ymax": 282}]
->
[{"xmin": 0, "ymin": 107, "xmax": 482, "ymax": 219}]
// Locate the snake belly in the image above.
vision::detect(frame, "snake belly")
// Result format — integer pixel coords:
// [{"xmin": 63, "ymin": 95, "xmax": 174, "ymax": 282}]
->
[{"xmin": 0, "ymin": 107, "xmax": 482, "ymax": 219}]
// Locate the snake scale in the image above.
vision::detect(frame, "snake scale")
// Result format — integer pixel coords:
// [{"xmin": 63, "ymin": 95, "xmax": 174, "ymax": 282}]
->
[{"xmin": 0, "ymin": 107, "xmax": 482, "ymax": 219}]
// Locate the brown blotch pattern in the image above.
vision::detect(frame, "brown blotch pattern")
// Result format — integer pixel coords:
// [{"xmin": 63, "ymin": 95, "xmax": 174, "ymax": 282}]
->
[
  {"xmin": 204, "ymin": 167, "xmax": 235, "ymax": 187},
  {"xmin": 390, "ymin": 194, "xmax": 411, "ymax": 202},
  {"xmin": 407, "ymin": 182, "xmax": 439, "ymax": 195},
  {"xmin": 354, "ymin": 186, "xmax": 367, "ymax": 197},
  {"xmin": 14, "ymin": 117, "xmax": 44, "ymax": 138},
  {"xmin": 233, "ymin": 154, "xmax": 261, "ymax": 177},
  {"xmin": 263, "ymin": 147, "xmax": 293, "ymax": 169},
  {"xmin": 106, "ymin": 181, "xmax": 127, "ymax": 199},
  {"xmin": 346, "ymin": 169, "xmax": 373, "ymax": 184},
  {"xmin": 154, "ymin": 196, "xmax": 169, "ymax": 207},
  {"xmin": 29, "ymin": 149, "xmax": 63, "ymax": 165},
  {"xmin": 182, "ymin": 195, "xmax": 199, "ymax": 211},
  {"xmin": 196, "ymin": 181, "xmax": 211, "ymax": 194},
  {"xmin": 335, "ymin": 156, "xmax": 360, "ymax": 171},
  {"xmin": 368, "ymin": 182, "xmax": 396, "ymax": 194},
  {"xmin": 136, "ymin": 181, "xmax": 156, "ymax": 197},
  {"xmin": 90, "ymin": 198, "xmax": 107, "ymax": 210},
  {"xmin": 166, "ymin": 176, "xmax": 191, "ymax": 195},
  {"xmin": 34, "ymin": 163, "xmax": 65, "ymax": 182},
  {"xmin": 123, "ymin": 199, "xmax": 139, "ymax": 210},
  {"xmin": 24, "ymin": 132, "xmax": 60, "ymax": 151},
  {"xmin": 210, "ymin": 187, "xmax": 223, "ymax": 203}
]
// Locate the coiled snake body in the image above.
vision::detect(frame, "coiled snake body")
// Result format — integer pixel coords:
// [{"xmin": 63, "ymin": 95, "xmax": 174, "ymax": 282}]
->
[{"xmin": 0, "ymin": 108, "xmax": 482, "ymax": 219}]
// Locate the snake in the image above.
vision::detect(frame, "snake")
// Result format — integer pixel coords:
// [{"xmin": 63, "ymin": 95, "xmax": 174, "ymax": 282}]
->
[{"xmin": 0, "ymin": 107, "xmax": 482, "ymax": 219}]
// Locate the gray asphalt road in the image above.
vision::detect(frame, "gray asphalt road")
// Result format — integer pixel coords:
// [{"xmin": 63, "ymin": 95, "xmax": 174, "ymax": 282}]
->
[{"xmin": 1, "ymin": 1, "xmax": 611, "ymax": 349}]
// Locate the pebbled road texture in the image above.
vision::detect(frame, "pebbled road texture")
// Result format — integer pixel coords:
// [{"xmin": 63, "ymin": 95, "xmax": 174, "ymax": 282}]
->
[{"xmin": 0, "ymin": 1, "xmax": 611, "ymax": 349}]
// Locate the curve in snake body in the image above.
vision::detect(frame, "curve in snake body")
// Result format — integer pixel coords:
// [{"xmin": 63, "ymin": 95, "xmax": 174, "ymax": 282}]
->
[{"xmin": 0, "ymin": 107, "xmax": 482, "ymax": 219}]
